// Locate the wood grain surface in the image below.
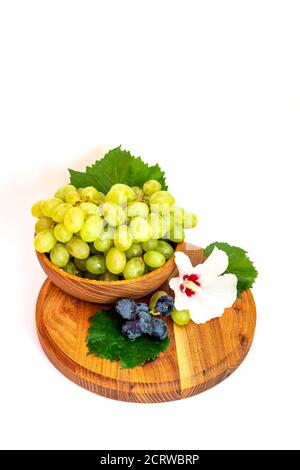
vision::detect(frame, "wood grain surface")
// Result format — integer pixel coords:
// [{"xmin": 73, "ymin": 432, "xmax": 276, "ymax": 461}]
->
[{"xmin": 36, "ymin": 244, "xmax": 256, "ymax": 403}]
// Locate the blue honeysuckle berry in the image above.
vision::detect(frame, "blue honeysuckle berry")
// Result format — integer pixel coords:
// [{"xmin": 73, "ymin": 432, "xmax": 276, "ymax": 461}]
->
[
  {"xmin": 115, "ymin": 298, "xmax": 137, "ymax": 320},
  {"xmin": 155, "ymin": 295, "xmax": 175, "ymax": 316},
  {"xmin": 150, "ymin": 317, "xmax": 168, "ymax": 340},
  {"xmin": 137, "ymin": 310, "xmax": 153, "ymax": 335},
  {"xmin": 136, "ymin": 303, "xmax": 150, "ymax": 314},
  {"xmin": 122, "ymin": 319, "xmax": 143, "ymax": 340}
]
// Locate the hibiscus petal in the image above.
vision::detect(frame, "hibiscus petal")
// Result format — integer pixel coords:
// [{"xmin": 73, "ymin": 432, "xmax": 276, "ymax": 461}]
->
[
  {"xmin": 174, "ymin": 251, "xmax": 193, "ymax": 278},
  {"xmin": 187, "ymin": 295, "xmax": 218, "ymax": 324},
  {"xmin": 202, "ymin": 273, "xmax": 237, "ymax": 295},
  {"xmin": 200, "ymin": 273, "xmax": 237, "ymax": 317},
  {"xmin": 169, "ymin": 277, "xmax": 187, "ymax": 311},
  {"xmin": 188, "ymin": 273, "xmax": 237, "ymax": 324},
  {"xmin": 196, "ymin": 247, "xmax": 229, "ymax": 277},
  {"xmin": 169, "ymin": 276, "xmax": 181, "ymax": 293},
  {"xmin": 175, "ymin": 297, "xmax": 189, "ymax": 311}
]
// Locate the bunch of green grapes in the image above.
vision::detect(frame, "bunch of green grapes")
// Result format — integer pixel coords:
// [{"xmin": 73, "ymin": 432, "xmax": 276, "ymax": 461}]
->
[{"xmin": 32, "ymin": 180, "xmax": 198, "ymax": 281}]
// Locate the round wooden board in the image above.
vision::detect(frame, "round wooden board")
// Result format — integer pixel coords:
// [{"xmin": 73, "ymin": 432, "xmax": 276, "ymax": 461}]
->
[{"xmin": 36, "ymin": 244, "xmax": 256, "ymax": 403}]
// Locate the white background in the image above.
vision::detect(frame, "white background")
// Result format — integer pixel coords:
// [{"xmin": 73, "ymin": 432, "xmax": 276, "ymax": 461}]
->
[{"xmin": 0, "ymin": 0, "xmax": 299, "ymax": 451}]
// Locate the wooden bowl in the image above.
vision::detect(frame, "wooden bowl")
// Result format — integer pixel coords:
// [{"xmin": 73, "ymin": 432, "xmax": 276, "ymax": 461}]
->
[{"xmin": 36, "ymin": 243, "xmax": 183, "ymax": 304}]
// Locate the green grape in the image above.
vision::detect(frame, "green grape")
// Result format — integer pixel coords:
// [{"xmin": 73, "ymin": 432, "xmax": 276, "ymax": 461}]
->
[
  {"xmin": 143, "ymin": 264, "xmax": 150, "ymax": 275},
  {"xmin": 51, "ymin": 203, "xmax": 72, "ymax": 223},
  {"xmin": 98, "ymin": 202, "xmax": 105, "ymax": 217},
  {"xmin": 98, "ymin": 191, "xmax": 105, "ymax": 203},
  {"xmin": 148, "ymin": 213, "xmax": 168, "ymax": 239},
  {"xmin": 74, "ymin": 257, "xmax": 87, "ymax": 271},
  {"xmin": 170, "ymin": 206, "xmax": 198, "ymax": 229},
  {"xmin": 125, "ymin": 243, "xmax": 143, "ymax": 259},
  {"xmin": 89, "ymin": 242, "xmax": 100, "ymax": 255},
  {"xmin": 99, "ymin": 272, "xmax": 119, "ymax": 281},
  {"xmin": 143, "ymin": 250, "xmax": 166, "ymax": 268},
  {"xmin": 150, "ymin": 191, "xmax": 175, "ymax": 214},
  {"xmin": 102, "ymin": 202, "xmax": 126, "ymax": 227},
  {"xmin": 34, "ymin": 229, "xmax": 57, "ymax": 253},
  {"xmin": 183, "ymin": 211, "xmax": 198, "ymax": 229},
  {"xmin": 143, "ymin": 179, "xmax": 162, "ymax": 196},
  {"xmin": 142, "ymin": 239, "xmax": 158, "ymax": 251},
  {"xmin": 35, "ymin": 217, "xmax": 53, "ymax": 233},
  {"xmin": 164, "ymin": 213, "xmax": 185, "ymax": 236},
  {"xmin": 165, "ymin": 212, "xmax": 189, "ymax": 236},
  {"xmin": 123, "ymin": 257, "xmax": 145, "ymax": 280},
  {"xmin": 80, "ymin": 186, "xmax": 96, "ymax": 202},
  {"xmin": 129, "ymin": 217, "xmax": 152, "ymax": 242},
  {"xmin": 156, "ymin": 240, "xmax": 174, "ymax": 259},
  {"xmin": 66, "ymin": 237, "xmax": 90, "ymax": 259},
  {"xmin": 171, "ymin": 309, "xmax": 190, "ymax": 326},
  {"xmin": 50, "ymin": 243, "xmax": 69, "ymax": 267},
  {"xmin": 86, "ymin": 254, "xmax": 106, "ymax": 275},
  {"xmin": 127, "ymin": 201, "xmax": 149, "ymax": 219},
  {"xmin": 166, "ymin": 224, "xmax": 185, "ymax": 243},
  {"xmin": 84, "ymin": 271, "xmax": 100, "ymax": 280},
  {"xmin": 162, "ymin": 213, "xmax": 171, "ymax": 233},
  {"xmin": 80, "ymin": 215, "xmax": 104, "ymax": 242},
  {"xmin": 114, "ymin": 225, "xmax": 133, "ymax": 251},
  {"xmin": 105, "ymin": 183, "xmax": 136, "ymax": 205},
  {"xmin": 103, "ymin": 225, "xmax": 116, "ymax": 239},
  {"xmin": 31, "ymin": 201, "xmax": 44, "ymax": 218},
  {"xmin": 143, "ymin": 194, "xmax": 150, "ymax": 205},
  {"xmin": 81, "ymin": 186, "xmax": 104, "ymax": 204},
  {"xmin": 170, "ymin": 206, "xmax": 184, "ymax": 225},
  {"xmin": 64, "ymin": 207, "xmax": 85, "ymax": 233},
  {"xmin": 65, "ymin": 189, "xmax": 81, "ymax": 205},
  {"xmin": 55, "ymin": 184, "xmax": 77, "ymax": 200},
  {"xmin": 149, "ymin": 290, "xmax": 168, "ymax": 310},
  {"xmin": 41, "ymin": 197, "xmax": 63, "ymax": 218},
  {"xmin": 63, "ymin": 260, "xmax": 81, "ymax": 276},
  {"xmin": 94, "ymin": 237, "xmax": 113, "ymax": 252},
  {"xmin": 105, "ymin": 247, "xmax": 126, "ymax": 274},
  {"xmin": 79, "ymin": 202, "xmax": 99, "ymax": 217},
  {"xmin": 131, "ymin": 186, "xmax": 144, "ymax": 201},
  {"xmin": 53, "ymin": 223, "xmax": 73, "ymax": 243}
]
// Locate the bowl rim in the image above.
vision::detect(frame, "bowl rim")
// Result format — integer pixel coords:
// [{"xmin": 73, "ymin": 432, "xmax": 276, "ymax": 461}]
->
[{"xmin": 36, "ymin": 242, "xmax": 183, "ymax": 286}]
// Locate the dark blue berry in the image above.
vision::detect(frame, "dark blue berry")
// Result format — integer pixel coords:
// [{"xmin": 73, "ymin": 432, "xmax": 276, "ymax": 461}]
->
[
  {"xmin": 137, "ymin": 310, "xmax": 153, "ymax": 335},
  {"xmin": 115, "ymin": 298, "xmax": 137, "ymax": 320},
  {"xmin": 155, "ymin": 295, "xmax": 175, "ymax": 316},
  {"xmin": 122, "ymin": 320, "xmax": 143, "ymax": 340},
  {"xmin": 136, "ymin": 303, "xmax": 150, "ymax": 314},
  {"xmin": 150, "ymin": 318, "xmax": 168, "ymax": 341}
]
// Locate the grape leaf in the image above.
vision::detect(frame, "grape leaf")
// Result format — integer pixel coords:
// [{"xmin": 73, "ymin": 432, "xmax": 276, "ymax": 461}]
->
[
  {"xmin": 86, "ymin": 309, "xmax": 170, "ymax": 369},
  {"xmin": 204, "ymin": 242, "xmax": 258, "ymax": 296},
  {"xmin": 69, "ymin": 146, "xmax": 167, "ymax": 194}
]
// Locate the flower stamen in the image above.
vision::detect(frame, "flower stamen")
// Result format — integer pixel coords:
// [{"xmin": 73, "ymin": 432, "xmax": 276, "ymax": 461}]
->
[{"xmin": 180, "ymin": 274, "xmax": 201, "ymax": 297}]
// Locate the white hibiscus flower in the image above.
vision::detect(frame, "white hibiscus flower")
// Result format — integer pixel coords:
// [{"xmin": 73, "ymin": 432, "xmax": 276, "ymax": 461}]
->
[{"xmin": 169, "ymin": 248, "xmax": 238, "ymax": 324}]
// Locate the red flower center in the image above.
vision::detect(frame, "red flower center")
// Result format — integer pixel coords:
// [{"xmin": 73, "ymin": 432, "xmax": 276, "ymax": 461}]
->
[{"xmin": 179, "ymin": 273, "xmax": 201, "ymax": 297}]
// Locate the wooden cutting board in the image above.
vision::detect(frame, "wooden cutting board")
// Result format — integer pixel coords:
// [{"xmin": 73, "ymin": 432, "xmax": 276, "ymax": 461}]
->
[{"xmin": 36, "ymin": 244, "xmax": 256, "ymax": 403}]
